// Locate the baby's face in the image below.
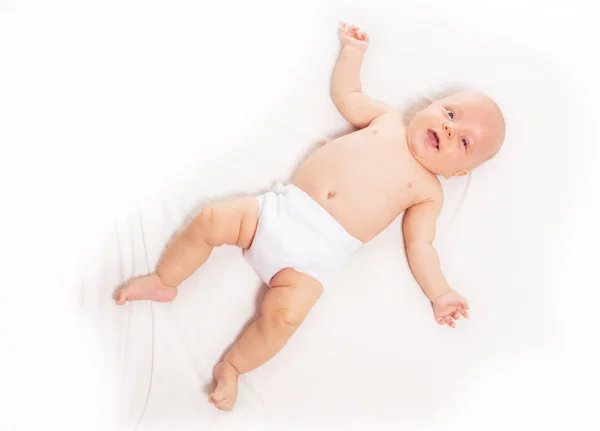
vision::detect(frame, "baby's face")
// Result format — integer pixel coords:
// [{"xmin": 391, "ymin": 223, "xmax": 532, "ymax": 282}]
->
[{"xmin": 406, "ymin": 91, "xmax": 505, "ymax": 178}]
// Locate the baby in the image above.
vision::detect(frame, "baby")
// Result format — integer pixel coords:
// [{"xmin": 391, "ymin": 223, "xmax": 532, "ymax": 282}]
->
[{"xmin": 114, "ymin": 24, "xmax": 506, "ymax": 411}]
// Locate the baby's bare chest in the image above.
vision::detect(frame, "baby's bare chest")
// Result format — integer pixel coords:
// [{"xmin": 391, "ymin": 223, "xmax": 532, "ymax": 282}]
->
[
  {"xmin": 293, "ymin": 125, "xmax": 430, "ymax": 241},
  {"xmin": 313, "ymin": 125, "xmax": 418, "ymax": 189}
]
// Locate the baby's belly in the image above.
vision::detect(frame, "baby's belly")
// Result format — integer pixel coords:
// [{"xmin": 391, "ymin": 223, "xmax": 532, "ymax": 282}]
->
[{"xmin": 292, "ymin": 144, "xmax": 410, "ymax": 242}]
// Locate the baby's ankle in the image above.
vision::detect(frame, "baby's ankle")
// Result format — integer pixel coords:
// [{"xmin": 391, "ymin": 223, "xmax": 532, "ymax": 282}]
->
[{"xmin": 153, "ymin": 272, "xmax": 176, "ymax": 290}]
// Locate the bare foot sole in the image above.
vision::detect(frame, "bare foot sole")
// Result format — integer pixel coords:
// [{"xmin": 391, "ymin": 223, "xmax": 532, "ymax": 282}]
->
[
  {"xmin": 114, "ymin": 274, "xmax": 177, "ymax": 305},
  {"xmin": 209, "ymin": 361, "xmax": 239, "ymax": 411}
]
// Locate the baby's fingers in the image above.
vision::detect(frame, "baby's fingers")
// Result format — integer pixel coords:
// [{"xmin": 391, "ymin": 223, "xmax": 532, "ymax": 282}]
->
[{"xmin": 444, "ymin": 316, "xmax": 456, "ymax": 328}]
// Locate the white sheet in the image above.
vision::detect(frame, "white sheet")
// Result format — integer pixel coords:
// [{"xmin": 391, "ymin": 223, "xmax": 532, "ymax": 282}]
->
[{"xmin": 2, "ymin": 1, "xmax": 599, "ymax": 430}]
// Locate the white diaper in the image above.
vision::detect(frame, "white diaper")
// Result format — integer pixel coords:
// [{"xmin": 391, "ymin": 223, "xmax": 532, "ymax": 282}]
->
[{"xmin": 244, "ymin": 183, "xmax": 362, "ymax": 287}]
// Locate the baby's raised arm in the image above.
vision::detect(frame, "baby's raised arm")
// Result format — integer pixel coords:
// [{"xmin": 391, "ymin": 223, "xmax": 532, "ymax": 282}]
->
[
  {"xmin": 331, "ymin": 24, "xmax": 394, "ymax": 129},
  {"xmin": 402, "ymin": 192, "xmax": 470, "ymax": 328}
]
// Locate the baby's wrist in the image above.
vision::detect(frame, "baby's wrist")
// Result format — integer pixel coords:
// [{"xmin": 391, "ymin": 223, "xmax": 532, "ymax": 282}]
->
[
  {"xmin": 430, "ymin": 289, "xmax": 452, "ymax": 303},
  {"xmin": 343, "ymin": 44, "xmax": 366, "ymax": 55}
]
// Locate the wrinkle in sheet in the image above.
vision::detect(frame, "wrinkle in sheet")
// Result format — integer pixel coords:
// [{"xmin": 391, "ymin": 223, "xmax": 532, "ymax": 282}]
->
[{"xmin": 133, "ymin": 200, "xmax": 155, "ymax": 430}]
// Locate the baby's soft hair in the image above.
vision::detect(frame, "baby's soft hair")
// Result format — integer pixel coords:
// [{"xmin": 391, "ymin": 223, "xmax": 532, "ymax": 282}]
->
[{"xmin": 399, "ymin": 83, "xmax": 471, "ymax": 124}]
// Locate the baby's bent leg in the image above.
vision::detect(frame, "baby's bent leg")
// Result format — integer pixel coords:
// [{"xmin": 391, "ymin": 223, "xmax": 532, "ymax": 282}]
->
[
  {"xmin": 156, "ymin": 197, "xmax": 259, "ymax": 287},
  {"xmin": 114, "ymin": 197, "xmax": 259, "ymax": 304},
  {"xmin": 209, "ymin": 268, "xmax": 323, "ymax": 411}
]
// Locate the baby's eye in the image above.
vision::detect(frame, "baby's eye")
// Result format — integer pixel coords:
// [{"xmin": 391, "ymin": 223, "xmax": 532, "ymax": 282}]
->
[
  {"xmin": 445, "ymin": 109, "xmax": 455, "ymax": 120},
  {"xmin": 461, "ymin": 138, "xmax": 468, "ymax": 148}
]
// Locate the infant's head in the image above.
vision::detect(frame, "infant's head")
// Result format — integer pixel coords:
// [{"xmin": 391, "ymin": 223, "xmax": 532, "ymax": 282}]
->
[{"xmin": 406, "ymin": 91, "xmax": 505, "ymax": 178}]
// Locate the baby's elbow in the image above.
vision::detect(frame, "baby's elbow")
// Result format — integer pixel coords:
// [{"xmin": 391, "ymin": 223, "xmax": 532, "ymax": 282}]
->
[
  {"xmin": 404, "ymin": 240, "xmax": 434, "ymax": 255},
  {"xmin": 337, "ymin": 105, "xmax": 371, "ymax": 129}
]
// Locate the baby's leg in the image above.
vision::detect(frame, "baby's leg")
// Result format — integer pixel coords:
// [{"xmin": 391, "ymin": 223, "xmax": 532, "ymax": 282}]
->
[
  {"xmin": 114, "ymin": 197, "xmax": 259, "ymax": 304},
  {"xmin": 209, "ymin": 268, "xmax": 323, "ymax": 411}
]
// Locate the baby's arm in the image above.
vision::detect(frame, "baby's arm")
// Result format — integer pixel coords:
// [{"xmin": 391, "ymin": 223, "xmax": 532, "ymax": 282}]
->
[
  {"xmin": 332, "ymin": 24, "xmax": 393, "ymax": 128},
  {"xmin": 402, "ymin": 193, "xmax": 470, "ymax": 328}
]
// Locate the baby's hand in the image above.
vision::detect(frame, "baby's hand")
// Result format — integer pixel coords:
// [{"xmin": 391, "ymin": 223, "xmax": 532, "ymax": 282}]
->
[
  {"xmin": 338, "ymin": 23, "xmax": 369, "ymax": 52},
  {"xmin": 432, "ymin": 290, "xmax": 470, "ymax": 328}
]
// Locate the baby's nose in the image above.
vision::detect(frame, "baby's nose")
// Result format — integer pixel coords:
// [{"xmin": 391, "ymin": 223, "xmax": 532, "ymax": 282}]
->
[{"xmin": 442, "ymin": 123, "xmax": 454, "ymax": 139}]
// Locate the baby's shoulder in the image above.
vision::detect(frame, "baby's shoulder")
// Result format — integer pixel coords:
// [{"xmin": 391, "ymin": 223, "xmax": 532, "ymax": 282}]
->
[
  {"xmin": 369, "ymin": 109, "xmax": 406, "ymax": 129},
  {"xmin": 411, "ymin": 172, "xmax": 443, "ymax": 207}
]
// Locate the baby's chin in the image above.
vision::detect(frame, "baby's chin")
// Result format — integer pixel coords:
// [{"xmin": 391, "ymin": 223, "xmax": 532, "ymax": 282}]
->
[{"xmin": 407, "ymin": 133, "xmax": 435, "ymax": 164}]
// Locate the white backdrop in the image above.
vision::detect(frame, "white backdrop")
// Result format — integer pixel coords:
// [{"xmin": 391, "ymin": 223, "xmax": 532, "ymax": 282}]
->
[{"xmin": 1, "ymin": 0, "xmax": 598, "ymax": 430}]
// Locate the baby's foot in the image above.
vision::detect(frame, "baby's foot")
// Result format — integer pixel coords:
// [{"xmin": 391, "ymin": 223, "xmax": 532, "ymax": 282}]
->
[
  {"xmin": 209, "ymin": 361, "xmax": 239, "ymax": 411},
  {"xmin": 114, "ymin": 274, "xmax": 177, "ymax": 305}
]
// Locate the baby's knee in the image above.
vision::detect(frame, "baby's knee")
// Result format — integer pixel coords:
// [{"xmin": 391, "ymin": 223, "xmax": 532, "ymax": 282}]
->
[
  {"xmin": 262, "ymin": 308, "xmax": 303, "ymax": 330},
  {"xmin": 189, "ymin": 207, "xmax": 214, "ymax": 244}
]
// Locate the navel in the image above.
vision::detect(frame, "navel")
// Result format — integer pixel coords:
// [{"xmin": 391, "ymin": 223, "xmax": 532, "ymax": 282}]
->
[
  {"xmin": 407, "ymin": 181, "xmax": 413, "ymax": 189},
  {"xmin": 327, "ymin": 191, "xmax": 336, "ymax": 199}
]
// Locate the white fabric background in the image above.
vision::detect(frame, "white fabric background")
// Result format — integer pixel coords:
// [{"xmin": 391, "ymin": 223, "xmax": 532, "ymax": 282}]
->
[{"xmin": 1, "ymin": 1, "xmax": 598, "ymax": 430}]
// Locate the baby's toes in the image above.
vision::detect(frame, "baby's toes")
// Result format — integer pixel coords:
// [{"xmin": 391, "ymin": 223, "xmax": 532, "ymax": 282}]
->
[
  {"xmin": 115, "ymin": 290, "xmax": 126, "ymax": 305},
  {"xmin": 209, "ymin": 391, "xmax": 225, "ymax": 405},
  {"xmin": 215, "ymin": 399, "xmax": 234, "ymax": 411}
]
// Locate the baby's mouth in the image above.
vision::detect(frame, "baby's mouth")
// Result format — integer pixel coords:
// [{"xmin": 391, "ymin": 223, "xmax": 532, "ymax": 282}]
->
[{"xmin": 427, "ymin": 129, "xmax": 440, "ymax": 149}]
